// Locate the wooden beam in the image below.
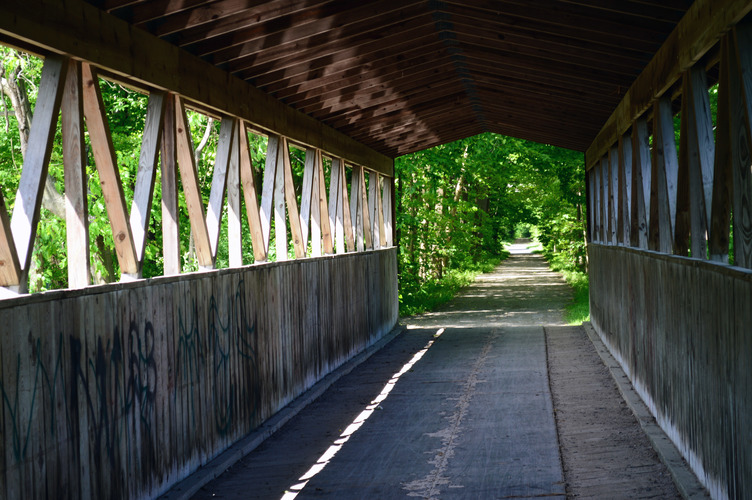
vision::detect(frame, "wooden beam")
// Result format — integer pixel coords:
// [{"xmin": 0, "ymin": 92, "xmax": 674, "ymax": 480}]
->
[
  {"xmin": 618, "ymin": 134, "xmax": 632, "ymax": 246},
  {"xmin": 10, "ymin": 54, "xmax": 67, "ymax": 285},
  {"xmin": 360, "ymin": 167, "xmax": 373, "ymax": 251},
  {"xmin": 329, "ymin": 158, "xmax": 344, "ymax": 254},
  {"xmin": 130, "ymin": 91, "xmax": 165, "ymax": 264},
  {"xmin": 729, "ymin": 23, "xmax": 752, "ymax": 267},
  {"xmin": 174, "ymin": 95, "xmax": 213, "ymax": 268},
  {"xmin": 206, "ymin": 116, "xmax": 235, "ymax": 258},
  {"xmin": 62, "ymin": 59, "xmax": 90, "ymax": 288},
  {"xmin": 81, "ymin": 62, "xmax": 139, "ymax": 276},
  {"xmin": 317, "ymin": 150, "xmax": 334, "ymax": 254},
  {"xmin": 0, "ymin": 0, "xmax": 394, "ymax": 176},
  {"xmin": 709, "ymin": 37, "xmax": 733, "ymax": 262},
  {"xmin": 227, "ymin": 119, "xmax": 242, "ymax": 267},
  {"xmin": 350, "ymin": 165, "xmax": 364, "ymax": 252},
  {"xmin": 300, "ymin": 148, "xmax": 316, "ymax": 251},
  {"xmin": 382, "ymin": 178, "xmax": 393, "ymax": 247},
  {"xmin": 281, "ymin": 137, "xmax": 306, "ymax": 259},
  {"xmin": 260, "ymin": 134, "xmax": 279, "ymax": 256},
  {"xmin": 0, "ymin": 191, "xmax": 21, "ymax": 287},
  {"xmin": 631, "ymin": 117, "xmax": 650, "ymax": 249},
  {"xmin": 651, "ymin": 96, "xmax": 679, "ymax": 254},
  {"xmin": 238, "ymin": 122, "xmax": 266, "ymax": 263},
  {"xmin": 586, "ymin": 0, "xmax": 752, "ymax": 169},
  {"xmin": 161, "ymin": 93, "xmax": 180, "ymax": 275}
]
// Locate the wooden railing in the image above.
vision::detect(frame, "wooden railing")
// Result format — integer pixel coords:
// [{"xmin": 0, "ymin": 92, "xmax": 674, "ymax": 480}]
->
[
  {"xmin": 586, "ymin": 3, "xmax": 752, "ymax": 498},
  {"xmin": 0, "ymin": 56, "xmax": 394, "ymax": 295}
]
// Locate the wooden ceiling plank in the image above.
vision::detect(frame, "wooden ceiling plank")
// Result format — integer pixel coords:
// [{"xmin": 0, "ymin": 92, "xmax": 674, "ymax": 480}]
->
[
  {"xmin": 148, "ymin": 0, "xmax": 269, "ymax": 36},
  {"xmin": 225, "ymin": 12, "xmax": 435, "ymax": 73},
  {"xmin": 0, "ymin": 0, "xmax": 394, "ymax": 172},
  {"xmin": 586, "ymin": 0, "xmax": 752, "ymax": 168}
]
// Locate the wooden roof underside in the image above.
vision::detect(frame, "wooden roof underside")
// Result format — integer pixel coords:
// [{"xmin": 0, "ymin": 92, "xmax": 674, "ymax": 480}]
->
[{"xmin": 86, "ymin": 0, "xmax": 693, "ymax": 157}]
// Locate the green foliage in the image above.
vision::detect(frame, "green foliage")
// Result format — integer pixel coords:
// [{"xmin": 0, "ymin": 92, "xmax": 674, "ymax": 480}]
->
[{"xmin": 396, "ymin": 133, "xmax": 587, "ymax": 317}]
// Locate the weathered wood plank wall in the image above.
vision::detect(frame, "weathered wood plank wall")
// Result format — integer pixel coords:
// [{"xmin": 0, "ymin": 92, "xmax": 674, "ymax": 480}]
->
[
  {"xmin": 589, "ymin": 244, "xmax": 751, "ymax": 500},
  {"xmin": 0, "ymin": 248, "xmax": 398, "ymax": 499}
]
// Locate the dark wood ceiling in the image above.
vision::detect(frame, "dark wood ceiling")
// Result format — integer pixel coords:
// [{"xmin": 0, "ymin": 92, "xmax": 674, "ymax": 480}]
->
[{"xmin": 87, "ymin": 0, "xmax": 694, "ymax": 157}]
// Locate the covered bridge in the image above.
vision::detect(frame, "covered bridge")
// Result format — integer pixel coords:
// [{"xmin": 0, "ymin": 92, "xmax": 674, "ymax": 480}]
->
[{"xmin": 0, "ymin": 0, "xmax": 749, "ymax": 498}]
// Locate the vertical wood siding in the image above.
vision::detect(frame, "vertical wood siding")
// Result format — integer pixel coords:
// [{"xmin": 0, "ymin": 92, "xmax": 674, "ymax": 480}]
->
[
  {"xmin": 0, "ymin": 249, "xmax": 397, "ymax": 499},
  {"xmin": 589, "ymin": 244, "xmax": 751, "ymax": 500}
]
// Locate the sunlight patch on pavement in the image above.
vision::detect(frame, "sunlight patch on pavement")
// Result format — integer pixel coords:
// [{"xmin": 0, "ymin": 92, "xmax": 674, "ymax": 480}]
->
[{"xmin": 280, "ymin": 328, "xmax": 446, "ymax": 499}]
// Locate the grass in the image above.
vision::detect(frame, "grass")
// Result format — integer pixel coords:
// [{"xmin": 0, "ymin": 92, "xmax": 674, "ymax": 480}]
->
[
  {"xmin": 399, "ymin": 251, "xmax": 508, "ymax": 317},
  {"xmin": 559, "ymin": 268, "xmax": 590, "ymax": 325}
]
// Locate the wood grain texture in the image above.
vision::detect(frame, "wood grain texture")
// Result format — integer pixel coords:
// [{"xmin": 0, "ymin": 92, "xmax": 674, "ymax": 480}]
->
[
  {"xmin": 161, "ymin": 94, "xmax": 180, "ymax": 275},
  {"xmin": 632, "ymin": 117, "xmax": 650, "ymax": 249},
  {"xmin": 589, "ymin": 243, "xmax": 752, "ymax": 499},
  {"xmin": 175, "ymin": 95, "xmax": 213, "ymax": 267},
  {"xmin": 62, "ymin": 59, "xmax": 89, "ymax": 288},
  {"xmin": 206, "ymin": 117, "xmax": 236, "ymax": 258},
  {"xmin": 227, "ymin": 119, "xmax": 242, "ymax": 267},
  {"xmin": 81, "ymin": 62, "xmax": 139, "ymax": 275},
  {"xmin": 9, "ymin": 54, "xmax": 67, "ymax": 283},
  {"xmin": 239, "ymin": 122, "xmax": 266, "ymax": 262}
]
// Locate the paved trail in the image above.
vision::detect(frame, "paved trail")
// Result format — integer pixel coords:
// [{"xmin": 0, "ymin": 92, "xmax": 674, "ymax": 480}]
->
[{"xmin": 185, "ymin": 243, "xmax": 686, "ymax": 499}]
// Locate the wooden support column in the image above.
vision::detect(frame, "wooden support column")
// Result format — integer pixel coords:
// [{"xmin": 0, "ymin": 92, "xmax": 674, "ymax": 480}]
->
[
  {"xmin": 161, "ymin": 94, "xmax": 180, "ymax": 275},
  {"xmin": 684, "ymin": 65, "xmax": 715, "ymax": 260},
  {"xmin": 174, "ymin": 95, "xmax": 213, "ymax": 268},
  {"xmin": 599, "ymin": 157, "xmax": 607, "ymax": 244},
  {"xmin": 652, "ymin": 95, "xmax": 680, "ymax": 254},
  {"xmin": 618, "ymin": 135, "xmax": 632, "ymax": 245},
  {"xmin": 9, "ymin": 54, "xmax": 67, "ymax": 291},
  {"xmin": 631, "ymin": 117, "xmax": 650, "ymax": 248},
  {"xmin": 239, "ymin": 122, "xmax": 266, "ymax": 263},
  {"xmin": 227, "ymin": 119, "xmax": 242, "ymax": 267},
  {"xmin": 675, "ymin": 91, "xmax": 692, "ymax": 257},
  {"xmin": 729, "ymin": 22, "xmax": 752, "ymax": 267},
  {"xmin": 62, "ymin": 59, "xmax": 90, "ymax": 288},
  {"xmin": 609, "ymin": 147, "xmax": 619, "ymax": 245},
  {"xmin": 340, "ymin": 161, "xmax": 355, "ymax": 252},
  {"xmin": 709, "ymin": 36, "xmax": 733, "ymax": 263},
  {"xmin": 0, "ymin": 193, "xmax": 21, "ymax": 287}
]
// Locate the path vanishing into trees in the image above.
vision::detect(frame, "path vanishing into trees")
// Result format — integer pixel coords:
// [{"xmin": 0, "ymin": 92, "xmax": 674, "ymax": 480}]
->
[{"xmin": 173, "ymin": 242, "xmax": 697, "ymax": 499}]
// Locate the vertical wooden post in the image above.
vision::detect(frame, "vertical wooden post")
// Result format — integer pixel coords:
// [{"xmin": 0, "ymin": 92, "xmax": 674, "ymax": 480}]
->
[
  {"xmin": 652, "ymin": 96, "xmax": 679, "ymax": 254},
  {"xmin": 685, "ymin": 65, "xmax": 715, "ymax": 260},
  {"xmin": 729, "ymin": 23, "xmax": 752, "ymax": 267},
  {"xmin": 609, "ymin": 147, "xmax": 619, "ymax": 244},
  {"xmin": 618, "ymin": 136, "xmax": 632, "ymax": 245},
  {"xmin": 161, "ymin": 94, "xmax": 180, "ymax": 275},
  {"xmin": 600, "ymin": 157, "xmax": 608, "ymax": 244},
  {"xmin": 593, "ymin": 160, "xmax": 601, "ymax": 242},
  {"xmin": 675, "ymin": 90, "xmax": 691, "ymax": 257},
  {"xmin": 239, "ymin": 123, "xmax": 266, "ymax": 262},
  {"xmin": 0, "ymin": 191, "xmax": 20, "ymax": 287},
  {"xmin": 10, "ymin": 54, "xmax": 67, "ymax": 291},
  {"xmin": 227, "ymin": 119, "xmax": 242, "ymax": 267},
  {"xmin": 382, "ymin": 177, "xmax": 394, "ymax": 248},
  {"xmin": 309, "ymin": 151, "xmax": 323, "ymax": 257},
  {"xmin": 62, "ymin": 59, "xmax": 90, "ymax": 288},
  {"xmin": 130, "ymin": 92, "xmax": 165, "ymax": 269},
  {"xmin": 709, "ymin": 36, "xmax": 733, "ymax": 263},
  {"xmin": 632, "ymin": 117, "xmax": 650, "ymax": 249}
]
